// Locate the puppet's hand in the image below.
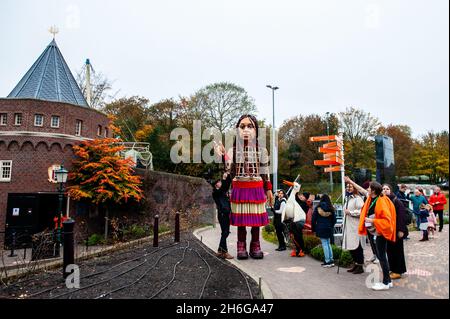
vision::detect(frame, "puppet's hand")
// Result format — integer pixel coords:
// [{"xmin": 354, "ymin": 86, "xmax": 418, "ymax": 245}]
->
[{"xmin": 213, "ymin": 141, "xmax": 225, "ymax": 157}]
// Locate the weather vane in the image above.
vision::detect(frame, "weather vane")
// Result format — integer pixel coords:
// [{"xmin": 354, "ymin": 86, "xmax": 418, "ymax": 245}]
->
[{"xmin": 48, "ymin": 25, "xmax": 59, "ymax": 39}]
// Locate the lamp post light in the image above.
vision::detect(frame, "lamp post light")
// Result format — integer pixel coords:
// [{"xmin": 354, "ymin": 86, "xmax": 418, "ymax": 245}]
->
[
  {"xmin": 266, "ymin": 85, "xmax": 279, "ymax": 195},
  {"xmin": 325, "ymin": 112, "xmax": 333, "ymax": 193},
  {"xmin": 55, "ymin": 165, "xmax": 68, "ymax": 252}
]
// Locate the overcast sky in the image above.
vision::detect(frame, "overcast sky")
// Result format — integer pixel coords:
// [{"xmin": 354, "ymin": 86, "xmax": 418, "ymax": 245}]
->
[{"xmin": 1, "ymin": 0, "xmax": 448, "ymax": 137}]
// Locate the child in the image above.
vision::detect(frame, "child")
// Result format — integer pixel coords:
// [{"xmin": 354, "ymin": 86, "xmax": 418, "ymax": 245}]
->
[
  {"xmin": 311, "ymin": 194, "xmax": 337, "ymax": 267},
  {"xmin": 418, "ymin": 203, "xmax": 430, "ymax": 241},
  {"xmin": 426, "ymin": 204, "xmax": 437, "ymax": 239}
]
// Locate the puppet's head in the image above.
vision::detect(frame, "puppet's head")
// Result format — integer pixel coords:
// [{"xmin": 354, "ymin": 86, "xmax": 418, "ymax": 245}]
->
[{"xmin": 236, "ymin": 114, "xmax": 259, "ymax": 143}]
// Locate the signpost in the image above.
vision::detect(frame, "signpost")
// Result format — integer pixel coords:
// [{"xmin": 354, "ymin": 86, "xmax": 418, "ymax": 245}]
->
[{"xmin": 310, "ymin": 133, "xmax": 345, "ymax": 206}]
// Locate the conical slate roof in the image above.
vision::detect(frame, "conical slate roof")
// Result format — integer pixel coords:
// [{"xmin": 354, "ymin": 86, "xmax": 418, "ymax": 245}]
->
[{"xmin": 7, "ymin": 39, "xmax": 88, "ymax": 107}]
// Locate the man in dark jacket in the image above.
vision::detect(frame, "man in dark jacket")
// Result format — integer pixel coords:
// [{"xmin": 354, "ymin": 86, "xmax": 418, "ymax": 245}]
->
[
  {"xmin": 212, "ymin": 172, "xmax": 233, "ymax": 259},
  {"xmin": 395, "ymin": 184, "xmax": 409, "ymax": 201}
]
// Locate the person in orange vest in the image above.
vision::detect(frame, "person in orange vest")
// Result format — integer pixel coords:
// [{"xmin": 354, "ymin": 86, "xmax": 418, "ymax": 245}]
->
[{"xmin": 358, "ymin": 181, "xmax": 396, "ymax": 291}]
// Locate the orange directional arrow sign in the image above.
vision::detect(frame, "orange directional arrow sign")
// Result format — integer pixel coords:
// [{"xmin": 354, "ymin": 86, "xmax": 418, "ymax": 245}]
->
[
  {"xmin": 323, "ymin": 141, "xmax": 343, "ymax": 149},
  {"xmin": 309, "ymin": 135, "xmax": 338, "ymax": 142},
  {"xmin": 324, "ymin": 166, "xmax": 342, "ymax": 173},
  {"xmin": 326, "ymin": 156, "xmax": 343, "ymax": 164},
  {"xmin": 319, "ymin": 146, "xmax": 341, "ymax": 153},
  {"xmin": 324, "ymin": 152, "xmax": 341, "ymax": 160},
  {"xmin": 314, "ymin": 160, "xmax": 341, "ymax": 166}
]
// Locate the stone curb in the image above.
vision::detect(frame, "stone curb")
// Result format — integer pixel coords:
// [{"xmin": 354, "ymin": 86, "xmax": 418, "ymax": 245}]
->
[{"xmin": 193, "ymin": 226, "xmax": 275, "ymax": 300}]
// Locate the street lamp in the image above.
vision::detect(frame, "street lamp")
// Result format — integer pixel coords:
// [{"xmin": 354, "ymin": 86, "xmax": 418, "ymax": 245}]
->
[
  {"xmin": 55, "ymin": 165, "xmax": 68, "ymax": 252},
  {"xmin": 325, "ymin": 112, "xmax": 333, "ymax": 192},
  {"xmin": 266, "ymin": 85, "xmax": 279, "ymax": 195}
]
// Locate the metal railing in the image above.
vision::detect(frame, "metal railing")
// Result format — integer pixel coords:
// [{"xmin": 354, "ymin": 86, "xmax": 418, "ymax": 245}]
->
[{"xmin": 117, "ymin": 142, "xmax": 154, "ymax": 170}]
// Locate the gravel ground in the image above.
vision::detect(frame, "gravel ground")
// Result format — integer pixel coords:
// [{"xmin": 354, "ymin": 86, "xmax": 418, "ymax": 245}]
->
[{"xmin": 0, "ymin": 232, "xmax": 260, "ymax": 299}]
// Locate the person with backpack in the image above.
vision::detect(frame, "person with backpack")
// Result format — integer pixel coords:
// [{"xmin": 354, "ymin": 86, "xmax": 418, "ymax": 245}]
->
[
  {"xmin": 383, "ymin": 184, "xmax": 408, "ymax": 280},
  {"xmin": 410, "ymin": 189, "xmax": 428, "ymax": 230},
  {"xmin": 418, "ymin": 204, "xmax": 430, "ymax": 241},
  {"xmin": 312, "ymin": 194, "xmax": 336, "ymax": 268}
]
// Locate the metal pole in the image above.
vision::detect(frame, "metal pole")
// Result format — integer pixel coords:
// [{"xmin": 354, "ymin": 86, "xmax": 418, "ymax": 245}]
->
[
  {"xmin": 272, "ymin": 89, "xmax": 277, "ymax": 195},
  {"xmin": 267, "ymin": 85, "xmax": 279, "ymax": 195},
  {"xmin": 337, "ymin": 213, "xmax": 347, "ymax": 274},
  {"xmin": 153, "ymin": 215, "xmax": 159, "ymax": 247},
  {"xmin": 175, "ymin": 212, "xmax": 180, "ymax": 243},
  {"xmin": 63, "ymin": 219, "xmax": 75, "ymax": 279},
  {"xmin": 326, "ymin": 113, "xmax": 333, "ymax": 193},
  {"xmin": 339, "ymin": 131, "xmax": 346, "ymax": 207},
  {"xmin": 58, "ymin": 183, "xmax": 63, "ymax": 252}
]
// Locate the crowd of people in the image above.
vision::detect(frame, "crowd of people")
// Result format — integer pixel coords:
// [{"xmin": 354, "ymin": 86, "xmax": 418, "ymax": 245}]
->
[
  {"xmin": 212, "ymin": 173, "xmax": 447, "ymax": 291},
  {"xmin": 210, "ymin": 113, "xmax": 447, "ymax": 292}
]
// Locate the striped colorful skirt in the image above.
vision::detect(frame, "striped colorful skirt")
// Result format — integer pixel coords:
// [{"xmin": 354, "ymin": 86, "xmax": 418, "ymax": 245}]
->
[{"xmin": 230, "ymin": 180, "xmax": 269, "ymax": 227}]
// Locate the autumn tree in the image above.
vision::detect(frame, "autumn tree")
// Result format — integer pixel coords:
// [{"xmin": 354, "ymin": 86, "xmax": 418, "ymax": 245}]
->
[
  {"xmin": 67, "ymin": 138, "xmax": 144, "ymax": 205},
  {"xmin": 410, "ymin": 131, "xmax": 449, "ymax": 183},
  {"xmin": 377, "ymin": 124, "xmax": 414, "ymax": 177},
  {"xmin": 192, "ymin": 82, "xmax": 257, "ymax": 134},
  {"xmin": 339, "ymin": 107, "xmax": 380, "ymax": 172},
  {"xmin": 103, "ymin": 96, "xmax": 151, "ymax": 141},
  {"xmin": 278, "ymin": 113, "xmax": 340, "ymax": 182}
]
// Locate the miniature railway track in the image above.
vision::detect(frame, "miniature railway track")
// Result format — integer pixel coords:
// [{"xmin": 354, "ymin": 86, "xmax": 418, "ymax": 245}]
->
[
  {"xmin": 195, "ymin": 239, "xmax": 254, "ymax": 300},
  {"xmin": 9, "ymin": 234, "xmax": 257, "ymax": 299},
  {"xmin": 26, "ymin": 242, "xmax": 179, "ymax": 298},
  {"xmin": 148, "ymin": 241, "xmax": 191, "ymax": 299}
]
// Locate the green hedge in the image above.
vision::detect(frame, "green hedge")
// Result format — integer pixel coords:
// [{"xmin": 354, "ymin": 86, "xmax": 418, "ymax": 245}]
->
[
  {"xmin": 123, "ymin": 225, "xmax": 147, "ymax": 240},
  {"xmin": 85, "ymin": 233, "xmax": 105, "ymax": 246},
  {"xmin": 303, "ymin": 235, "xmax": 322, "ymax": 254},
  {"xmin": 262, "ymin": 227, "xmax": 278, "ymax": 246},
  {"xmin": 264, "ymin": 223, "xmax": 275, "ymax": 234},
  {"xmin": 310, "ymin": 244, "xmax": 353, "ymax": 267}
]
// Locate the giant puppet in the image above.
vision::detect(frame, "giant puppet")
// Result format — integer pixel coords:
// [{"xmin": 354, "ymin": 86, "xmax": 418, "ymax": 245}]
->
[{"xmin": 215, "ymin": 114, "xmax": 274, "ymax": 259}]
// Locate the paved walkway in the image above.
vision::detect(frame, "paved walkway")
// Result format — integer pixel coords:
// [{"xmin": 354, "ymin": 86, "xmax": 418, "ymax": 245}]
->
[{"xmin": 194, "ymin": 224, "xmax": 449, "ymax": 299}]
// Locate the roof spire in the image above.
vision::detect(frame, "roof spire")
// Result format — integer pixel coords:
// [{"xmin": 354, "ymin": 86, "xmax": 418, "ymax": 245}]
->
[{"xmin": 48, "ymin": 25, "xmax": 59, "ymax": 39}]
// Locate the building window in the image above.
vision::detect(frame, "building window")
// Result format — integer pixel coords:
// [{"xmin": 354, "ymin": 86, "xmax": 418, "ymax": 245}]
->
[
  {"xmin": 75, "ymin": 120, "xmax": 83, "ymax": 136},
  {"xmin": 97, "ymin": 125, "xmax": 102, "ymax": 136},
  {"xmin": 0, "ymin": 160, "xmax": 12, "ymax": 182},
  {"xmin": 14, "ymin": 113, "xmax": 22, "ymax": 126},
  {"xmin": 104, "ymin": 127, "xmax": 109, "ymax": 138},
  {"xmin": 51, "ymin": 116, "xmax": 60, "ymax": 128},
  {"xmin": 34, "ymin": 114, "xmax": 44, "ymax": 127},
  {"xmin": 0, "ymin": 113, "xmax": 7, "ymax": 126}
]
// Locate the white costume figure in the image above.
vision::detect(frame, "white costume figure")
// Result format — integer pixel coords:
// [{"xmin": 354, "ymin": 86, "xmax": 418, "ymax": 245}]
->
[{"xmin": 282, "ymin": 182, "xmax": 306, "ymax": 223}]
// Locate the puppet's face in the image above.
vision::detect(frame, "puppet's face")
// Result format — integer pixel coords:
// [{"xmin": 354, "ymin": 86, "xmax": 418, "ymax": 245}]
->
[{"xmin": 238, "ymin": 117, "xmax": 256, "ymax": 141}]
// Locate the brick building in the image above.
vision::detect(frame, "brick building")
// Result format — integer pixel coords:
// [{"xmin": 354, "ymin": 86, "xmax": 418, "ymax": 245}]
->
[{"xmin": 0, "ymin": 39, "xmax": 110, "ymax": 245}]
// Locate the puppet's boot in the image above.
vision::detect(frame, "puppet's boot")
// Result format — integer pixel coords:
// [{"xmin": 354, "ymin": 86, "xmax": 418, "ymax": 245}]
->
[
  {"xmin": 237, "ymin": 241, "xmax": 248, "ymax": 260},
  {"xmin": 249, "ymin": 241, "xmax": 264, "ymax": 259}
]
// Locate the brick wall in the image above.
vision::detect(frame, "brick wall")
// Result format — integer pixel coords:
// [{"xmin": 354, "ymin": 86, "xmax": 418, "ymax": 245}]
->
[
  {"xmin": 0, "ymin": 99, "xmax": 110, "ymax": 233},
  {"xmin": 0, "ymin": 98, "xmax": 110, "ymax": 138},
  {"xmin": 137, "ymin": 169, "xmax": 216, "ymax": 225}
]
